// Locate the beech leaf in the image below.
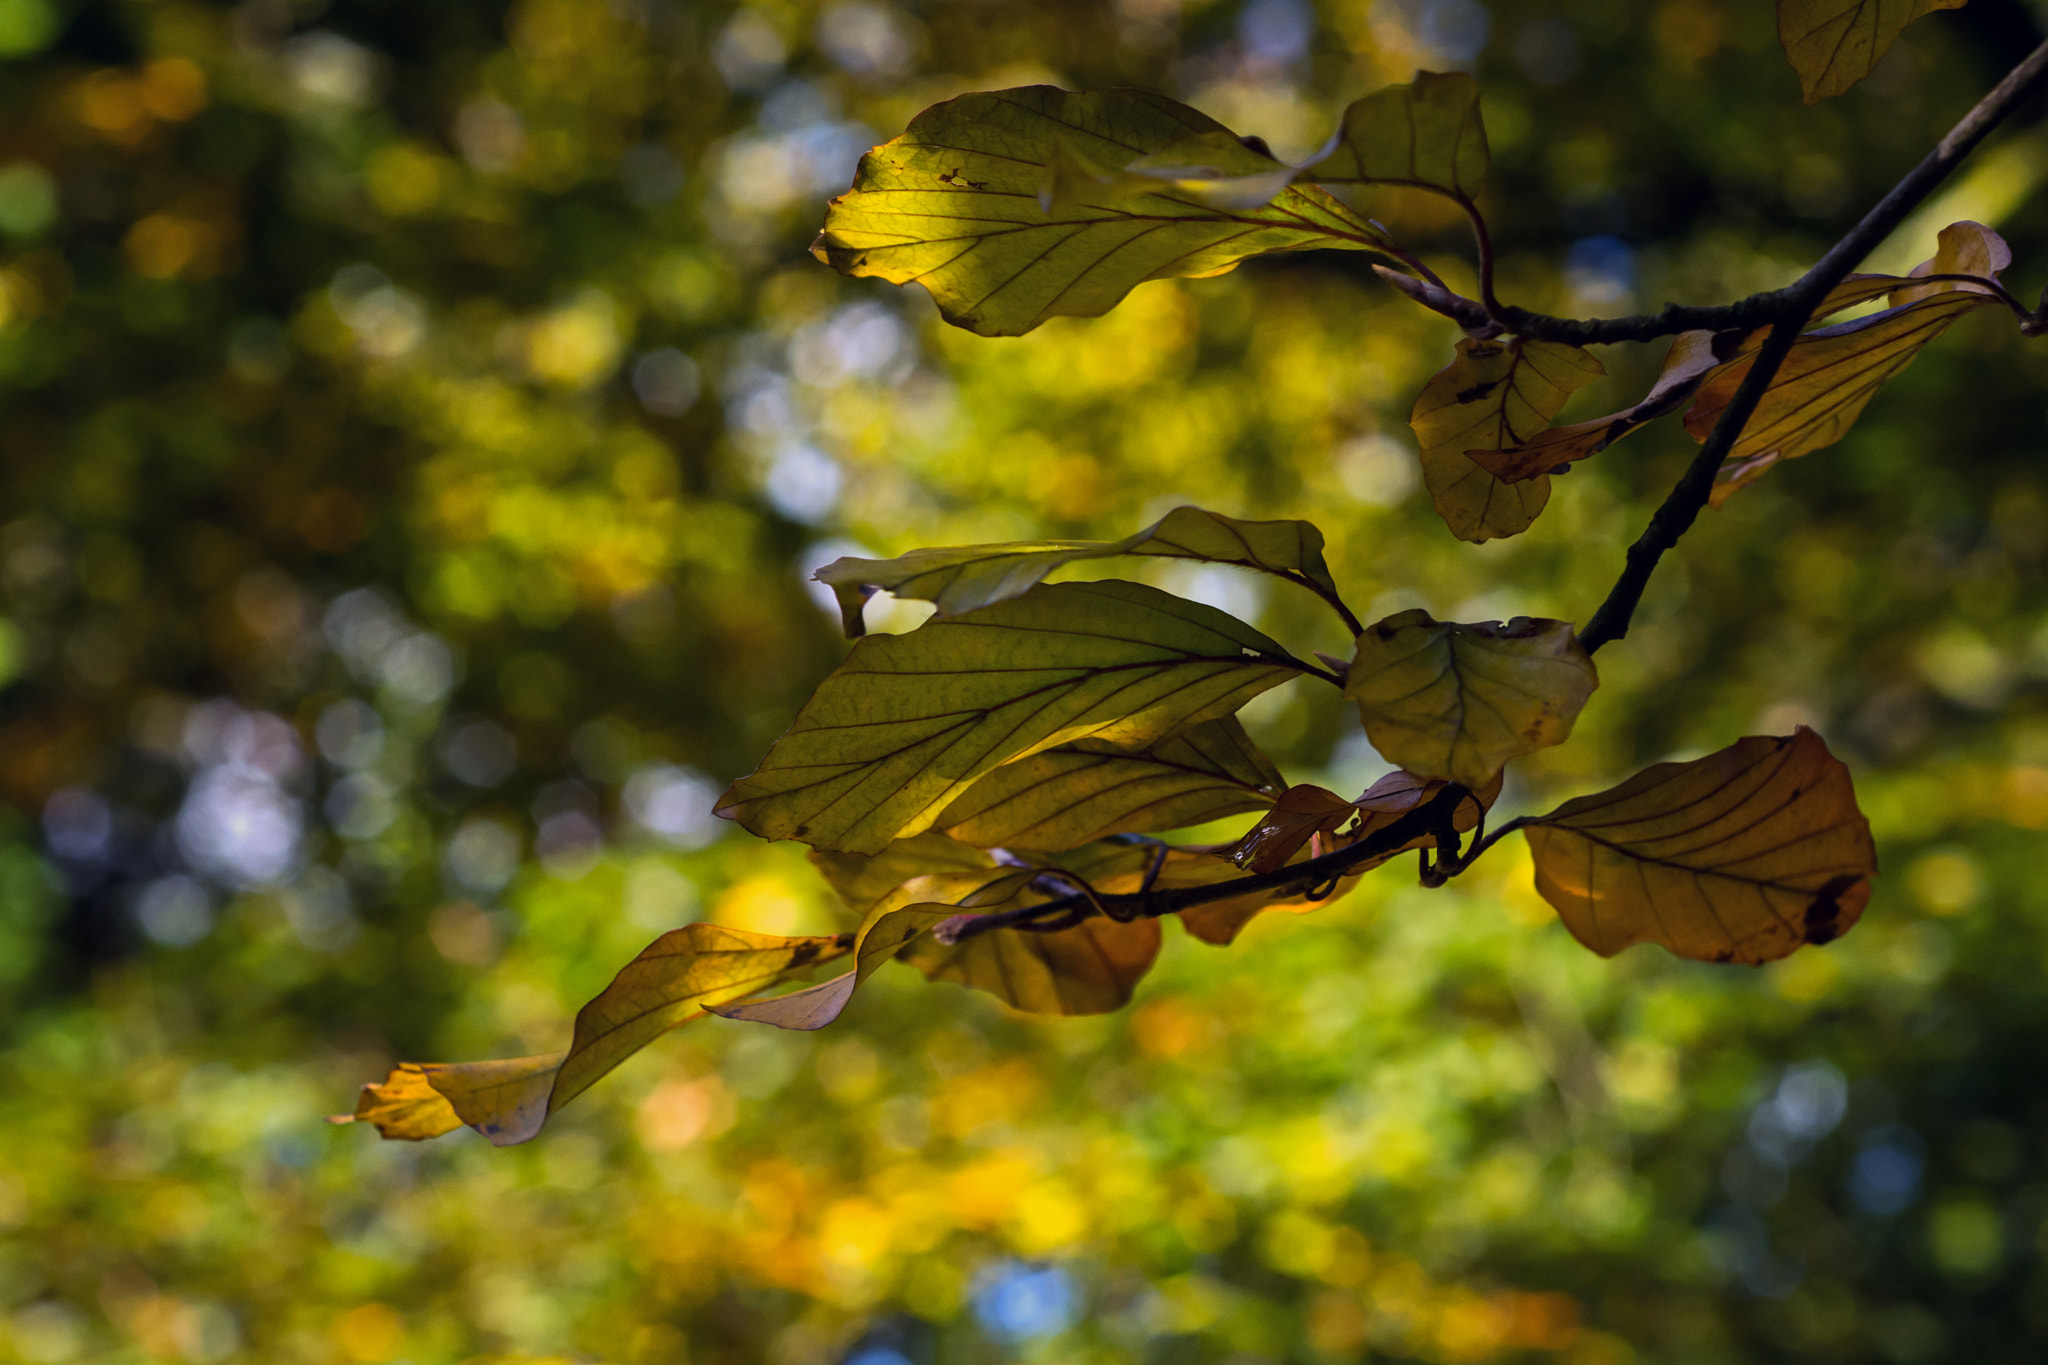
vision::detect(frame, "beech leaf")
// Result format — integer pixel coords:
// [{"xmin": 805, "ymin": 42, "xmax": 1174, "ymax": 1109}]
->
[
  {"xmin": 1522, "ymin": 728, "xmax": 1877, "ymax": 964},
  {"xmin": 716, "ymin": 580, "xmax": 1304, "ymax": 854},
  {"xmin": 936, "ymin": 716, "xmax": 1283, "ymax": 850},
  {"xmin": 338, "ymin": 925, "xmax": 854, "ymax": 1144},
  {"xmin": 1227, "ymin": 769, "xmax": 1502, "ymax": 873},
  {"xmin": 811, "ymin": 86, "xmax": 1386, "ymax": 337},
  {"xmin": 1779, "ymin": 0, "xmax": 1967, "ymax": 104},
  {"xmin": 1344, "ymin": 609, "xmax": 1598, "ymax": 789},
  {"xmin": 901, "ymin": 908, "xmax": 1162, "ymax": 1014},
  {"xmin": 815, "ymin": 505, "xmax": 1343, "ymax": 638},
  {"xmin": 1411, "ymin": 338, "xmax": 1605, "ymax": 542},
  {"xmin": 1306, "ymin": 71, "xmax": 1490, "ymax": 199}
]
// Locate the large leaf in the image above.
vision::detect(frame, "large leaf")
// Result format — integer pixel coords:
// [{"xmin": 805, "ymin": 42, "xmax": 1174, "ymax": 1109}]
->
[
  {"xmin": 1779, "ymin": 0, "xmax": 1967, "ymax": 104},
  {"xmin": 339, "ymin": 925, "xmax": 853, "ymax": 1144},
  {"xmin": 812, "ymin": 86, "xmax": 1386, "ymax": 337},
  {"xmin": 816, "ymin": 505, "xmax": 1344, "ymax": 638},
  {"xmin": 1411, "ymin": 338, "xmax": 1605, "ymax": 542},
  {"xmin": 1344, "ymin": 609, "xmax": 1598, "ymax": 789},
  {"xmin": 1305, "ymin": 71, "xmax": 1489, "ymax": 199},
  {"xmin": 811, "ymin": 831, "xmax": 1000, "ymax": 919},
  {"xmin": 936, "ymin": 716, "xmax": 1283, "ymax": 850},
  {"xmin": 1523, "ymin": 728, "xmax": 1876, "ymax": 964},
  {"xmin": 717, "ymin": 580, "xmax": 1304, "ymax": 854},
  {"xmin": 1688, "ymin": 223, "xmax": 2009, "ymax": 504}
]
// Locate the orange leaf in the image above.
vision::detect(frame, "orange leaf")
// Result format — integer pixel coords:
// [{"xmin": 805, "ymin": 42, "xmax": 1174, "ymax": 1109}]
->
[{"xmin": 1522, "ymin": 727, "xmax": 1876, "ymax": 964}]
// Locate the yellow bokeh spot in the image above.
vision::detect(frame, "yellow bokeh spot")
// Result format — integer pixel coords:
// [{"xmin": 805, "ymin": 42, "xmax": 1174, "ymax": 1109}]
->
[
  {"xmin": 1906, "ymin": 848, "xmax": 1983, "ymax": 917},
  {"xmin": 332, "ymin": 1303, "xmax": 406, "ymax": 1363},
  {"xmin": 524, "ymin": 291, "xmax": 623, "ymax": 387},
  {"xmin": 124, "ymin": 214, "xmax": 220, "ymax": 279},
  {"xmin": 2003, "ymin": 765, "xmax": 2048, "ymax": 828},
  {"xmin": 367, "ymin": 144, "xmax": 451, "ymax": 216},
  {"xmin": 139, "ymin": 58, "xmax": 208, "ymax": 121},
  {"xmin": 1770, "ymin": 944, "xmax": 1842, "ymax": 1002}
]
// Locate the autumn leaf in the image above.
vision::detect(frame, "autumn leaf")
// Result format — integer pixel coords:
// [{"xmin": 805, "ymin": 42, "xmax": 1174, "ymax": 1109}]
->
[
  {"xmin": 811, "ymin": 831, "xmax": 1002, "ymax": 920},
  {"xmin": 1411, "ymin": 338, "xmax": 1605, "ymax": 541},
  {"xmin": 1224, "ymin": 768, "xmax": 1502, "ymax": 873},
  {"xmin": 1224, "ymin": 783, "xmax": 1361, "ymax": 872},
  {"xmin": 1521, "ymin": 727, "xmax": 1877, "ymax": 964},
  {"xmin": 811, "ymin": 86, "xmax": 1386, "ymax": 337},
  {"xmin": 339, "ymin": 925, "xmax": 854, "ymax": 1144},
  {"xmin": 936, "ymin": 716, "xmax": 1283, "ymax": 850},
  {"xmin": 1689, "ymin": 222, "xmax": 2010, "ymax": 503},
  {"xmin": 815, "ymin": 505, "xmax": 1345, "ymax": 638},
  {"xmin": 1306, "ymin": 71, "xmax": 1490, "ymax": 199},
  {"xmin": 1344, "ymin": 609, "xmax": 1598, "ymax": 789},
  {"xmin": 716, "ymin": 580, "xmax": 1305, "ymax": 855},
  {"xmin": 1779, "ymin": 0, "xmax": 1967, "ymax": 103},
  {"xmin": 900, "ymin": 909, "xmax": 1162, "ymax": 1014}
]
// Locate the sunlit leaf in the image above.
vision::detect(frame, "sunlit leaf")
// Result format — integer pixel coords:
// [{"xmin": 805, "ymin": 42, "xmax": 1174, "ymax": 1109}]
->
[
  {"xmin": 1411, "ymin": 338, "xmax": 1605, "ymax": 541},
  {"xmin": 811, "ymin": 831, "xmax": 1002, "ymax": 919},
  {"xmin": 1042, "ymin": 128, "xmax": 1302, "ymax": 213},
  {"xmin": 812, "ymin": 86, "xmax": 1386, "ymax": 337},
  {"xmin": 340, "ymin": 926, "xmax": 853, "ymax": 1145},
  {"xmin": 1306, "ymin": 71, "xmax": 1489, "ymax": 199},
  {"xmin": 901, "ymin": 906, "xmax": 1162, "ymax": 1014},
  {"xmin": 717, "ymin": 580, "xmax": 1304, "ymax": 854},
  {"xmin": 816, "ymin": 505, "xmax": 1344, "ymax": 637},
  {"xmin": 1522, "ymin": 727, "xmax": 1877, "ymax": 963},
  {"xmin": 936, "ymin": 716, "xmax": 1283, "ymax": 850},
  {"xmin": 1688, "ymin": 223, "xmax": 2009, "ymax": 503},
  {"xmin": 1344, "ymin": 609, "xmax": 1598, "ymax": 788},
  {"xmin": 1779, "ymin": 0, "xmax": 1967, "ymax": 103}
]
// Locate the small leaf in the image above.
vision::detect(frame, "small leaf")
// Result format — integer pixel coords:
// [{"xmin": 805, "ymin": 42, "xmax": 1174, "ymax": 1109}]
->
[
  {"xmin": 937, "ymin": 716, "xmax": 1284, "ymax": 850},
  {"xmin": 816, "ymin": 505, "xmax": 1343, "ymax": 638},
  {"xmin": 1688, "ymin": 223, "xmax": 2009, "ymax": 504},
  {"xmin": 813, "ymin": 87, "xmax": 1386, "ymax": 337},
  {"xmin": 1523, "ymin": 728, "xmax": 1877, "ymax": 964},
  {"xmin": 717, "ymin": 580, "xmax": 1304, "ymax": 854},
  {"xmin": 339, "ymin": 925, "xmax": 853, "ymax": 1144},
  {"xmin": 1411, "ymin": 338, "xmax": 1605, "ymax": 542},
  {"xmin": 1779, "ymin": 0, "xmax": 1966, "ymax": 104},
  {"xmin": 1224, "ymin": 768, "xmax": 1502, "ymax": 874},
  {"xmin": 1344, "ymin": 609, "xmax": 1598, "ymax": 788},
  {"xmin": 901, "ymin": 908, "xmax": 1162, "ymax": 1014},
  {"xmin": 1224, "ymin": 783, "xmax": 1361, "ymax": 872},
  {"xmin": 1306, "ymin": 71, "xmax": 1490, "ymax": 199}
]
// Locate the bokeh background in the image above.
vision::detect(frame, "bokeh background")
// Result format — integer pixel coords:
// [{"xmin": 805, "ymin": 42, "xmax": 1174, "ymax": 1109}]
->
[{"xmin": 4, "ymin": 0, "xmax": 2048, "ymax": 1361}]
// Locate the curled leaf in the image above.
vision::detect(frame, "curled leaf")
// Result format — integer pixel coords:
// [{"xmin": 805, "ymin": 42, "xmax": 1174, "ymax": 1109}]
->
[
  {"xmin": 812, "ymin": 86, "xmax": 1385, "ymax": 337},
  {"xmin": 1225, "ymin": 769, "xmax": 1503, "ymax": 874},
  {"xmin": 1411, "ymin": 338, "xmax": 1605, "ymax": 542},
  {"xmin": 339, "ymin": 925, "xmax": 854, "ymax": 1144},
  {"xmin": 717, "ymin": 580, "xmax": 1304, "ymax": 854},
  {"xmin": 1779, "ymin": 0, "xmax": 1966, "ymax": 104},
  {"xmin": 902, "ymin": 909, "xmax": 1162, "ymax": 1014},
  {"xmin": 816, "ymin": 505, "xmax": 1343, "ymax": 638},
  {"xmin": 1522, "ymin": 728, "xmax": 1876, "ymax": 964},
  {"xmin": 1344, "ymin": 609, "xmax": 1598, "ymax": 789},
  {"xmin": 1306, "ymin": 71, "xmax": 1490, "ymax": 199}
]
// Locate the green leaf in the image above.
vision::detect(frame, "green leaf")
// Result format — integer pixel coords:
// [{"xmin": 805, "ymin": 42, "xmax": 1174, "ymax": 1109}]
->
[
  {"xmin": 716, "ymin": 580, "xmax": 1306, "ymax": 854},
  {"xmin": 816, "ymin": 505, "xmax": 1345, "ymax": 637},
  {"xmin": 810, "ymin": 831, "xmax": 1001, "ymax": 918},
  {"xmin": 936, "ymin": 716, "xmax": 1284, "ymax": 851},
  {"xmin": 811, "ymin": 86, "xmax": 1387, "ymax": 337},
  {"xmin": 1410, "ymin": 338, "xmax": 1605, "ymax": 542},
  {"xmin": 1305, "ymin": 71, "xmax": 1490, "ymax": 199},
  {"xmin": 340, "ymin": 925, "xmax": 853, "ymax": 1145},
  {"xmin": 1344, "ymin": 609, "xmax": 1598, "ymax": 789},
  {"xmin": 1779, "ymin": 0, "xmax": 1966, "ymax": 104}
]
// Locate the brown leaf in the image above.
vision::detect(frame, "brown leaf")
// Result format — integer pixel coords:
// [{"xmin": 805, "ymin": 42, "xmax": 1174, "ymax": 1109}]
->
[
  {"xmin": 1779, "ymin": 0, "xmax": 1967, "ymax": 104},
  {"xmin": 1411, "ymin": 338, "xmax": 1605, "ymax": 541},
  {"xmin": 900, "ymin": 913, "xmax": 1162, "ymax": 1014},
  {"xmin": 1522, "ymin": 727, "xmax": 1876, "ymax": 964}
]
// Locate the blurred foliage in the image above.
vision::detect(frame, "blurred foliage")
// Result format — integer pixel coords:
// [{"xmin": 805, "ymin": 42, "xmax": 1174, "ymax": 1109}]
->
[{"xmin": 4, "ymin": 0, "xmax": 2048, "ymax": 1362}]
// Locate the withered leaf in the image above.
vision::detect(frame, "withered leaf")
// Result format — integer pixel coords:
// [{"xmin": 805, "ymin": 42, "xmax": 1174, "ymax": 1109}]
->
[
  {"xmin": 1225, "ymin": 768, "xmax": 1502, "ymax": 873},
  {"xmin": 1344, "ymin": 609, "xmax": 1598, "ymax": 789},
  {"xmin": 1411, "ymin": 338, "xmax": 1605, "ymax": 541},
  {"xmin": 1779, "ymin": 0, "xmax": 1967, "ymax": 104},
  {"xmin": 1522, "ymin": 727, "xmax": 1877, "ymax": 964}
]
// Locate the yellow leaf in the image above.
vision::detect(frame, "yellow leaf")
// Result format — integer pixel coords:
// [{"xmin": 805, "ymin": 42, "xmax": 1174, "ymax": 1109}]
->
[
  {"xmin": 937, "ymin": 716, "xmax": 1284, "ymax": 851},
  {"xmin": 1344, "ymin": 610, "xmax": 1597, "ymax": 789},
  {"xmin": 1306, "ymin": 71, "xmax": 1490, "ymax": 199},
  {"xmin": 1523, "ymin": 727, "xmax": 1877, "ymax": 964},
  {"xmin": 815, "ymin": 505, "xmax": 1345, "ymax": 637},
  {"xmin": 1410, "ymin": 338, "xmax": 1605, "ymax": 542},
  {"xmin": 812, "ymin": 87, "xmax": 1386, "ymax": 337},
  {"xmin": 338, "ymin": 925, "xmax": 852, "ymax": 1145},
  {"xmin": 1778, "ymin": 0, "xmax": 1967, "ymax": 104},
  {"xmin": 811, "ymin": 831, "xmax": 1001, "ymax": 918},
  {"xmin": 716, "ymin": 580, "xmax": 1305, "ymax": 854}
]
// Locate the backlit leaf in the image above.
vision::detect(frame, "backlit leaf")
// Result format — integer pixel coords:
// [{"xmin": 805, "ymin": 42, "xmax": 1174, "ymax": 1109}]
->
[
  {"xmin": 1344, "ymin": 609, "xmax": 1598, "ymax": 788},
  {"xmin": 717, "ymin": 580, "xmax": 1304, "ymax": 854},
  {"xmin": 1779, "ymin": 0, "xmax": 1967, "ymax": 103},
  {"xmin": 935, "ymin": 716, "xmax": 1283, "ymax": 850},
  {"xmin": 1411, "ymin": 338, "xmax": 1605, "ymax": 541},
  {"xmin": 1306, "ymin": 71, "xmax": 1489, "ymax": 199},
  {"xmin": 1523, "ymin": 727, "xmax": 1876, "ymax": 964},
  {"xmin": 1688, "ymin": 223, "xmax": 2009, "ymax": 503},
  {"xmin": 340, "ymin": 925, "xmax": 853, "ymax": 1144},
  {"xmin": 812, "ymin": 86, "xmax": 1386, "ymax": 337},
  {"xmin": 1225, "ymin": 768, "xmax": 1503, "ymax": 874},
  {"xmin": 901, "ymin": 908, "xmax": 1162, "ymax": 1014},
  {"xmin": 816, "ymin": 505, "xmax": 1343, "ymax": 638},
  {"xmin": 811, "ymin": 831, "xmax": 1001, "ymax": 919}
]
